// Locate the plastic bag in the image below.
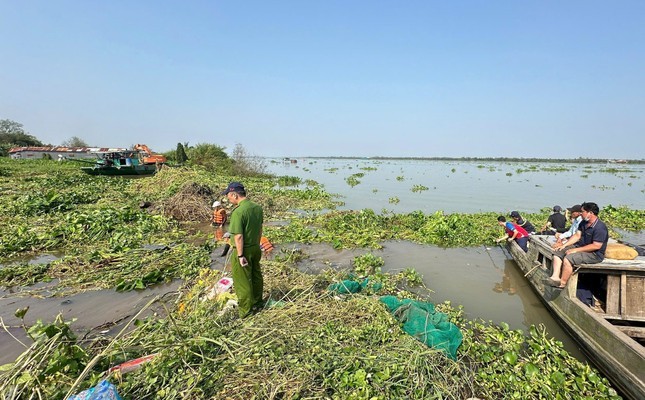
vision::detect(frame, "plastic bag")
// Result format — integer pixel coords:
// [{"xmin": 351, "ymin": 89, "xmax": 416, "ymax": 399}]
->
[
  {"xmin": 203, "ymin": 277, "xmax": 234, "ymax": 301},
  {"xmin": 69, "ymin": 379, "xmax": 122, "ymax": 400}
]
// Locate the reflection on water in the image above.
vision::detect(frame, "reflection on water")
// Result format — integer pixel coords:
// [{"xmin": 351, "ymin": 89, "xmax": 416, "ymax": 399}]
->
[{"xmin": 493, "ymin": 264, "xmax": 516, "ymax": 295}]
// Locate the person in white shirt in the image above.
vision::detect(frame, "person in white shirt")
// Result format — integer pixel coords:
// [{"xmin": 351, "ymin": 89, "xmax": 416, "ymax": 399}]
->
[{"xmin": 552, "ymin": 204, "xmax": 582, "ymax": 248}]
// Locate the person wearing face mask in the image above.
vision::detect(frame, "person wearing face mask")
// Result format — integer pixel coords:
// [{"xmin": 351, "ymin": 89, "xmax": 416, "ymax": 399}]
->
[{"xmin": 546, "ymin": 202, "xmax": 609, "ymax": 289}]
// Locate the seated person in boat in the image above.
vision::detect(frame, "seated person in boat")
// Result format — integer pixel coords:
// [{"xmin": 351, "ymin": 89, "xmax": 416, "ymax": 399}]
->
[
  {"xmin": 552, "ymin": 204, "xmax": 583, "ymax": 248},
  {"xmin": 547, "ymin": 202, "xmax": 609, "ymax": 288},
  {"xmin": 496, "ymin": 216, "xmax": 530, "ymax": 252},
  {"xmin": 509, "ymin": 211, "xmax": 536, "ymax": 234},
  {"xmin": 538, "ymin": 205, "xmax": 567, "ymax": 235}
]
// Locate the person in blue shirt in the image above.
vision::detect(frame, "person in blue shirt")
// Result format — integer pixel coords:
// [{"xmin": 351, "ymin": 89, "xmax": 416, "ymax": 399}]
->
[{"xmin": 496, "ymin": 216, "xmax": 530, "ymax": 252}]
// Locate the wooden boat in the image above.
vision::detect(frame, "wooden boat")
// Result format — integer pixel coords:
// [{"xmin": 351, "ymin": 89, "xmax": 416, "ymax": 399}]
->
[{"xmin": 507, "ymin": 235, "xmax": 645, "ymax": 400}]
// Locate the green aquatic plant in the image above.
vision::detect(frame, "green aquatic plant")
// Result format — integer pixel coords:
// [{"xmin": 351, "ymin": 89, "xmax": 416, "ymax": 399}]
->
[
  {"xmin": 353, "ymin": 253, "xmax": 385, "ymax": 276},
  {"xmin": 600, "ymin": 167, "xmax": 636, "ymax": 173},
  {"xmin": 411, "ymin": 184, "xmax": 429, "ymax": 192},
  {"xmin": 0, "ymin": 262, "xmax": 51, "ymax": 287},
  {"xmin": 460, "ymin": 322, "xmax": 620, "ymax": 399},
  {"xmin": 0, "ymin": 157, "xmax": 631, "ymax": 400},
  {"xmin": 2, "ymin": 252, "xmax": 621, "ymax": 400},
  {"xmin": 601, "ymin": 205, "xmax": 645, "ymax": 232},
  {"xmin": 593, "ymin": 185, "xmax": 615, "ymax": 191},
  {"xmin": 0, "ymin": 314, "xmax": 92, "ymax": 400},
  {"xmin": 541, "ymin": 166, "xmax": 570, "ymax": 172},
  {"xmin": 276, "ymin": 175, "xmax": 302, "ymax": 187},
  {"xmin": 401, "ymin": 267, "xmax": 423, "ymax": 286},
  {"xmin": 345, "ymin": 174, "xmax": 362, "ymax": 187}
]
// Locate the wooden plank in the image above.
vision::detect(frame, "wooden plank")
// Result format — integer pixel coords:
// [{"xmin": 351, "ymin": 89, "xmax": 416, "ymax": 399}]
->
[
  {"xmin": 616, "ymin": 326, "xmax": 645, "ymax": 339},
  {"xmin": 606, "ymin": 275, "xmax": 621, "ymax": 316},
  {"xmin": 625, "ymin": 276, "xmax": 645, "ymax": 319},
  {"xmin": 604, "ymin": 314, "xmax": 645, "ymax": 323},
  {"xmin": 621, "ymin": 273, "xmax": 627, "ymax": 317},
  {"xmin": 579, "ymin": 263, "xmax": 645, "ymax": 273}
]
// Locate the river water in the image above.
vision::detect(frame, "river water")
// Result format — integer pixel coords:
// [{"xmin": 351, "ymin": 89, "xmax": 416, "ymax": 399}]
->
[{"xmin": 267, "ymin": 158, "xmax": 644, "ymax": 214}]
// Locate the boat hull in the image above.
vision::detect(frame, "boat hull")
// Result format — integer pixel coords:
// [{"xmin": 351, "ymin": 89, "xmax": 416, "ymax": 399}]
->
[
  {"xmin": 81, "ymin": 165, "xmax": 157, "ymax": 176},
  {"xmin": 507, "ymin": 236, "xmax": 645, "ymax": 400}
]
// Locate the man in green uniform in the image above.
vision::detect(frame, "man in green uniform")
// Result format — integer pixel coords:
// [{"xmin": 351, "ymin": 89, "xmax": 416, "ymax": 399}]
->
[{"xmin": 221, "ymin": 182, "xmax": 264, "ymax": 318}]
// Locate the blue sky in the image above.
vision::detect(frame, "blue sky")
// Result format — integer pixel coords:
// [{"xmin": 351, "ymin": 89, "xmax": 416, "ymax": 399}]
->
[{"xmin": 2, "ymin": 1, "xmax": 644, "ymax": 158}]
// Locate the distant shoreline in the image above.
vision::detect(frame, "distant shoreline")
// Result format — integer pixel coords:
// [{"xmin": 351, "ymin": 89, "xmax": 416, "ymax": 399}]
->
[{"xmin": 276, "ymin": 156, "xmax": 645, "ymax": 164}]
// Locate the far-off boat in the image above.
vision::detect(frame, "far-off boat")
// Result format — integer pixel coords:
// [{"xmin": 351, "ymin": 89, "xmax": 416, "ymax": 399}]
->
[
  {"xmin": 74, "ymin": 144, "xmax": 166, "ymax": 176},
  {"xmin": 507, "ymin": 236, "xmax": 645, "ymax": 400}
]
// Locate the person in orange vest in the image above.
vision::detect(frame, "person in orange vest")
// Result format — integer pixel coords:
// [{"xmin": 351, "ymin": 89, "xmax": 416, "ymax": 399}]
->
[
  {"xmin": 260, "ymin": 236, "xmax": 274, "ymax": 256},
  {"xmin": 211, "ymin": 201, "xmax": 227, "ymax": 227}
]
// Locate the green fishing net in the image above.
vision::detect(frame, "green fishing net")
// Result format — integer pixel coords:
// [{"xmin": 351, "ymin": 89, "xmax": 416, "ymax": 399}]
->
[{"xmin": 380, "ymin": 295, "xmax": 462, "ymax": 359}]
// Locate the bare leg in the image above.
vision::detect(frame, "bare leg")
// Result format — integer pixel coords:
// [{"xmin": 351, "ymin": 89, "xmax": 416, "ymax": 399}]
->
[
  {"xmin": 550, "ymin": 256, "xmax": 563, "ymax": 280},
  {"xmin": 560, "ymin": 258, "xmax": 574, "ymax": 286}
]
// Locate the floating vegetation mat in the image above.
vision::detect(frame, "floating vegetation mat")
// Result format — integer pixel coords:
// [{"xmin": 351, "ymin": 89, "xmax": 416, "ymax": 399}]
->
[
  {"xmin": 0, "ymin": 258, "xmax": 621, "ymax": 400},
  {"xmin": 0, "ymin": 159, "xmax": 636, "ymax": 399}
]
